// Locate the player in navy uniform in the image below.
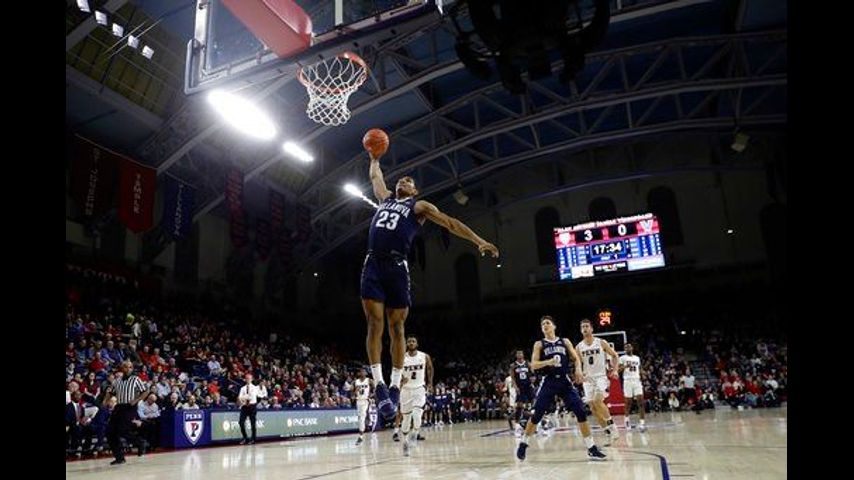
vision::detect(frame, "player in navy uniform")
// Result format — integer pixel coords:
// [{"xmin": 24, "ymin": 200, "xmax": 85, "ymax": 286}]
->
[
  {"xmin": 363, "ymin": 151, "xmax": 499, "ymax": 421},
  {"xmin": 516, "ymin": 316, "xmax": 606, "ymax": 461},
  {"xmin": 361, "ymin": 153, "xmax": 498, "ymax": 420},
  {"xmin": 509, "ymin": 350, "xmax": 535, "ymax": 433}
]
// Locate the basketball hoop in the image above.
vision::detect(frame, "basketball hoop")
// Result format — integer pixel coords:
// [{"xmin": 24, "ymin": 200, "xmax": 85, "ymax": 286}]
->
[{"xmin": 298, "ymin": 52, "xmax": 368, "ymax": 126}]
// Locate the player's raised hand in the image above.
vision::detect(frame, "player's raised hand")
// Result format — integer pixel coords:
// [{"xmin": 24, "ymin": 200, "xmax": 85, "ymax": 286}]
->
[{"xmin": 479, "ymin": 242, "xmax": 499, "ymax": 258}]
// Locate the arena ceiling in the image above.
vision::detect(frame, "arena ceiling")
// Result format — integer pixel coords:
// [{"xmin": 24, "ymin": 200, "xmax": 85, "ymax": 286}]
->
[{"xmin": 65, "ymin": 0, "xmax": 786, "ymax": 266}]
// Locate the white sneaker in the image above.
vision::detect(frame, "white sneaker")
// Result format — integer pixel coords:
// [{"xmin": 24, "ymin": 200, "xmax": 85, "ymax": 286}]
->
[{"xmin": 403, "ymin": 439, "xmax": 410, "ymax": 457}]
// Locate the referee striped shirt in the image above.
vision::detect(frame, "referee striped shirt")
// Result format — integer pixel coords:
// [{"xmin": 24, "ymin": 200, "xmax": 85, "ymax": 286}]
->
[{"xmin": 113, "ymin": 375, "xmax": 146, "ymax": 405}]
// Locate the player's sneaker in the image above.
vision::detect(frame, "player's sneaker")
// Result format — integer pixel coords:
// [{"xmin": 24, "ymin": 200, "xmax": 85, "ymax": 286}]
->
[
  {"xmin": 355, "ymin": 436, "xmax": 363, "ymax": 445},
  {"xmin": 402, "ymin": 438, "xmax": 410, "ymax": 457},
  {"xmin": 392, "ymin": 431, "xmax": 401, "ymax": 442},
  {"xmin": 516, "ymin": 442, "xmax": 528, "ymax": 461},
  {"xmin": 375, "ymin": 383, "xmax": 397, "ymax": 421},
  {"xmin": 416, "ymin": 434, "xmax": 425, "ymax": 441},
  {"xmin": 639, "ymin": 423, "xmax": 647, "ymax": 433},
  {"xmin": 587, "ymin": 445, "xmax": 607, "ymax": 461}
]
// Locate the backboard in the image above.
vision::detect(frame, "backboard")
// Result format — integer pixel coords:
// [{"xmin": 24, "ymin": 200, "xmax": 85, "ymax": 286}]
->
[{"xmin": 185, "ymin": 0, "xmax": 446, "ymax": 94}]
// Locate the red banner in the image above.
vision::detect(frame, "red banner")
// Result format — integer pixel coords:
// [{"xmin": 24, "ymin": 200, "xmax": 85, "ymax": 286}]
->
[
  {"xmin": 117, "ymin": 158, "xmax": 157, "ymax": 233},
  {"xmin": 70, "ymin": 136, "xmax": 119, "ymax": 220}
]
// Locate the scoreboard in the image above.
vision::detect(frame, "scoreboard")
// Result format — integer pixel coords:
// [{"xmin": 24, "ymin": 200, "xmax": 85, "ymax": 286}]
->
[{"xmin": 554, "ymin": 213, "xmax": 666, "ymax": 281}]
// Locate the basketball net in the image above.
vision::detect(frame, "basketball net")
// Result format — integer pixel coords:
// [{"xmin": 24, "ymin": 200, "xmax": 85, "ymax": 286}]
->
[{"xmin": 298, "ymin": 52, "xmax": 368, "ymax": 126}]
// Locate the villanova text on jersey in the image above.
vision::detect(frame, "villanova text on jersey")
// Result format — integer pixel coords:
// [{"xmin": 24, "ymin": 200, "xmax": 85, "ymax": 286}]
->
[
  {"xmin": 368, "ymin": 197, "xmax": 420, "ymax": 257},
  {"xmin": 540, "ymin": 339, "xmax": 570, "ymax": 376}
]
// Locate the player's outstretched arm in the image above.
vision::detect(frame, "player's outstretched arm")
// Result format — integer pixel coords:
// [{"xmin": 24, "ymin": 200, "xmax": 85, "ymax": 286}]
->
[
  {"xmin": 369, "ymin": 153, "xmax": 392, "ymax": 202},
  {"xmin": 415, "ymin": 200, "xmax": 499, "ymax": 257}
]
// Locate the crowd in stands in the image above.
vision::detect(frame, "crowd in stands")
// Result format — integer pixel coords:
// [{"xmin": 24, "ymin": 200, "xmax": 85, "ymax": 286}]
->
[{"xmin": 66, "ymin": 286, "xmax": 787, "ymax": 457}]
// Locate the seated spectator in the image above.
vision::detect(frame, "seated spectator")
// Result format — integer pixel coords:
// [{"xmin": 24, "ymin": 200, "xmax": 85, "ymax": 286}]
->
[
  {"xmin": 66, "ymin": 391, "xmax": 91, "ymax": 454},
  {"xmin": 208, "ymin": 356, "xmax": 223, "ymax": 376},
  {"xmin": 88, "ymin": 352, "xmax": 107, "ymax": 374},
  {"xmin": 667, "ymin": 392, "xmax": 681, "ymax": 411},
  {"xmin": 137, "ymin": 394, "xmax": 161, "ymax": 450},
  {"xmin": 164, "ymin": 392, "xmax": 181, "ymax": 411},
  {"xmin": 179, "ymin": 395, "xmax": 200, "ymax": 410}
]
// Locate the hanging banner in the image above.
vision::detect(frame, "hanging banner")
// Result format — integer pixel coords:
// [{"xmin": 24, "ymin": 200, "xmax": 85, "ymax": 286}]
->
[
  {"xmin": 69, "ymin": 136, "xmax": 120, "ymax": 220},
  {"xmin": 117, "ymin": 158, "xmax": 157, "ymax": 233},
  {"xmin": 162, "ymin": 176, "xmax": 196, "ymax": 239}
]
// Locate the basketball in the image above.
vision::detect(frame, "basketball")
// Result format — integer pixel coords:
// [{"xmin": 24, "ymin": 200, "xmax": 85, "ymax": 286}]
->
[{"xmin": 363, "ymin": 128, "xmax": 389, "ymax": 157}]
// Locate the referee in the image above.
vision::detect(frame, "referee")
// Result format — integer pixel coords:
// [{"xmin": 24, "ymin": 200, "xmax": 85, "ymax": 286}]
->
[{"xmin": 108, "ymin": 361, "xmax": 149, "ymax": 465}]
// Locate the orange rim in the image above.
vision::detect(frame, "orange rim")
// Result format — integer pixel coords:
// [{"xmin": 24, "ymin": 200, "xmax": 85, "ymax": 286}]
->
[{"xmin": 298, "ymin": 52, "xmax": 369, "ymax": 95}]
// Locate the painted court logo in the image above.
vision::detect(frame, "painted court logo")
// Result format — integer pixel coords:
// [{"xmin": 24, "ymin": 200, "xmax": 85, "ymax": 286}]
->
[{"xmin": 183, "ymin": 411, "xmax": 204, "ymax": 445}]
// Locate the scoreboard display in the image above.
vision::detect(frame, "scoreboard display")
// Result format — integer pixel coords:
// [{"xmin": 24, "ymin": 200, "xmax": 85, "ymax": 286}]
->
[{"xmin": 554, "ymin": 213, "xmax": 666, "ymax": 281}]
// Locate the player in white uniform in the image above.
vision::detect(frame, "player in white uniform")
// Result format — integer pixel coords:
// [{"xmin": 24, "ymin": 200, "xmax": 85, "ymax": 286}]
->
[
  {"xmin": 353, "ymin": 369, "xmax": 372, "ymax": 445},
  {"xmin": 576, "ymin": 318, "xmax": 621, "ymax": 445},
  {"xmin": 618, "ymin": 343, "xmax": 646, "ymax": 432},
  {"xmin": 504, "ymin": 374, "xmax": 517, "ymax": 433},
  {"xmin": 400, "ymin": 335, "xmax": 433, "ymax": 456}
]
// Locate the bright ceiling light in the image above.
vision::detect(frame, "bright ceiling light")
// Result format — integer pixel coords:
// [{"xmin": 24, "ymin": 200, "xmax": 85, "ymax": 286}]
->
[
  {"xmin": 282, "ymin": 141, "xmax": 315, "ymax": 163},
  {"xmin": 207, "ymin": 89, "xmax": 277, "ymax": 140}
]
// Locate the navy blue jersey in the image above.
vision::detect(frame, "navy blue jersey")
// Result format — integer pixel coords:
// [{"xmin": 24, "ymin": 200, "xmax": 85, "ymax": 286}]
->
[
  {"xmin": 512, "ymin": 361, "xmax": 533, "ymax": 388},
  {"xmin": 539, "ymin": 337, "xmax": 571, "ymax": 377},
  {"xmin": 367, "ymin": 196, "xmax": 420, "ymax": 257}
]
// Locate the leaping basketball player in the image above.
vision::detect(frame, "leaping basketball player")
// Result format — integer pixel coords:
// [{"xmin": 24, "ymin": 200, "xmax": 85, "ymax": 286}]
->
[
  {"xmin": 361, "ymin": 133, "xmax": 499, "ymax": 422},
  {"xmin": 516, "ymin": 316, "xmax": 606, "ymax": 461},
  {"xmin": 576, "ymin": 318, "xmax": 621, "ymax": 445}
]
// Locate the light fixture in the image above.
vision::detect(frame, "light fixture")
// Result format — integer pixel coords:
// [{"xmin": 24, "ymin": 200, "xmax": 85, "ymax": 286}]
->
[
  {"xmin": 496, "ymin": 263, "xmax": 502, "ymax": 268},
  {"xmin": 313, "ymin": 272, "xmax": 319, "ymax": 278},
  {"xmin": 453, "ymin": 188, "xmax": 469, "ymax": 206},
  {"xmin": 343, "ymin": 183, "xmax": 379, "ymax": 209},
  {"xmin": 76, "ymin": 0, "xmax": 91, "ymax": 13},
  {"xmin": 680, "ymin": 330, "xmax": 687, "ymax": 335},
  {"xmin": 282, "ymin": 141, "xmax": 315, "ymax": 163},
  {"xmin": 111, "ymin": 23, "xmax": 124, "ymax": 37},
  {"xmin": 141, "ymin": 45, "xmax": 155, "ymax": 59},
  {"xmin": 94, "ymin": 11, "xmax": 108, "ymax": 26},
  {"xmin": 731, "ymin": 131, "xmax": 749, "ymax": 152},
  {"xmin": 343, "ymin": 184, "xmax": 361, "ymax": 197},
  {"xmin": 127, "ymin": 35, "xmax": 140, "ymax": 49},
  {"xmin": 727, "ymin": 229, "xmax": 734, "ymax": 235},
  {"xmin": 207, "ymin": 89, "xmax": 277, "ymax": 140}
]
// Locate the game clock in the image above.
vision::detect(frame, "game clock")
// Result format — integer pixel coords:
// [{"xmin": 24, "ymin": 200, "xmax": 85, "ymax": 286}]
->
[{"xmin": 554, "ymin": 213, "xmax": 666, "ymax": 281}]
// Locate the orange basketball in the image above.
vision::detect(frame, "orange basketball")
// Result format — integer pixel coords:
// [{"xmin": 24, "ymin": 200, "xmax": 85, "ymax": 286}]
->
[{"xmin": 362, "ymin": 128, "xmax": 389, "ymax": 157}]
